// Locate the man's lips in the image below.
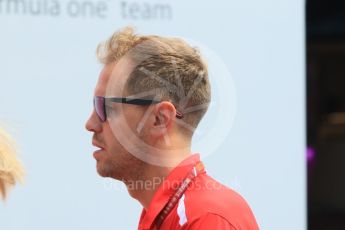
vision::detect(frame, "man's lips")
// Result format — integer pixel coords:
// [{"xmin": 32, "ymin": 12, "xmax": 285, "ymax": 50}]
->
[
  {"xmin": 92, "ymin": 140, "xmax": 105, "ymax": 159},
  {"xmin": 92, "ymin": 140, "xmax": 104, "ymax": 150}
]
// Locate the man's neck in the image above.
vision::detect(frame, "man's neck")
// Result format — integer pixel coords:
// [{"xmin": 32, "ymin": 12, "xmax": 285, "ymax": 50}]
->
[{"xmin": 125, "ymin": 151, "xmax": 191, "ymax": 210}]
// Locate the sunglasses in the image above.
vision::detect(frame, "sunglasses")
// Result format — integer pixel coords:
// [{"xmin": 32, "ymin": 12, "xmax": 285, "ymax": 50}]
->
[{"xmin": 93, "ymin": 96, "xmax": 183, "ymax": 122}]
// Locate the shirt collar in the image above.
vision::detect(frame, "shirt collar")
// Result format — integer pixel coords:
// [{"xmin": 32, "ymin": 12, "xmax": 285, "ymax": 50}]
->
[{"xmin": 138, "ymin": 153, "xmax": 201, "ymax": 229}]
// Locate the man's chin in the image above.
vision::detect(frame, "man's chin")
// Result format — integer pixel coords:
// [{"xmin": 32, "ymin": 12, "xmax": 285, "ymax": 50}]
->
[
  {"xmin": 96, "ymin": 163, "xmax": 110, "ymax": 177},
  {"xmin": 96, "ymin": 163, "xmax": 121, "ymax": 180}
]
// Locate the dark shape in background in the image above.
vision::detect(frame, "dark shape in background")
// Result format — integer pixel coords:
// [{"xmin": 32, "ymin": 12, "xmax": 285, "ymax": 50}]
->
[{"xmin": 307, "ymin": 0, "xmax": 345, "ymax": 229}]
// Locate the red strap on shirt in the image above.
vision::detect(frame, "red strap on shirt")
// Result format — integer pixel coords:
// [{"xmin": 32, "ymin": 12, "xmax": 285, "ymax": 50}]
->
[{"xmin": 151, "ymin": 161, "xmax": 205, "ymax": 230}]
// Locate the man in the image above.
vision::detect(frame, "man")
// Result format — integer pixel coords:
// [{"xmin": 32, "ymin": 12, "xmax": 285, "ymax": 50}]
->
[
  {"xmin": 85, "ymin": 27, "xmax": 259, "ymax": 229},
  {"xmin": 0, "ymin": 126, "xmax": 24, "ymax": 200}
]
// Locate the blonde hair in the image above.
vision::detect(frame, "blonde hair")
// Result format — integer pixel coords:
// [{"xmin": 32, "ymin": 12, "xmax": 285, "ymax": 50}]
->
[
  {"xmin": 97, "ymin": 27, "xmax": 211, "ymax": 134},
  {"xmin": 0, "ymin": 127, "xmax": 24, "ymax": 200}
]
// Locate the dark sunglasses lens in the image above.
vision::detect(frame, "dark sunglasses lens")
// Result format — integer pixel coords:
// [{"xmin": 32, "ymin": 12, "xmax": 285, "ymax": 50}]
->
[{"xmin": 94, "ymin": 97, "xmax": 106, "ymax": 122}]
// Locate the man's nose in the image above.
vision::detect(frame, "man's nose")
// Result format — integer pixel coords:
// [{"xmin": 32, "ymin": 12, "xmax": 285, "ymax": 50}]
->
[{"xmin": 85, "ymin": 110, "xmax": 102, "ymax": 133}]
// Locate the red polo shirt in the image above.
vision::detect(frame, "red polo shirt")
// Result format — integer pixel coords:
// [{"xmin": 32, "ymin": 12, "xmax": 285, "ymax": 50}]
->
[{"xmin": 138, "ymin": 154, "xmax": 259, "ymax": 230}]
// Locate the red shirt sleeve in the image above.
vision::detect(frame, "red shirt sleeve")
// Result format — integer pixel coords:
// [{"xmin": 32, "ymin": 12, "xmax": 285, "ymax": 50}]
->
[{"xmin": 184, "ymin": 212, "xmax": 236, "ymax": 230}]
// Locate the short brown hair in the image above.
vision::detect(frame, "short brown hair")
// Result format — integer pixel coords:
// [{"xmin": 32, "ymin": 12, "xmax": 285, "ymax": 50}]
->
[{"xmin": 97, "ymin": 27, "xmax": 211, "ymax": 134}]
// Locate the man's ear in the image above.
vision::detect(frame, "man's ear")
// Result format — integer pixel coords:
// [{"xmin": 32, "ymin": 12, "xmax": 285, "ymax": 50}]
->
[{"xmin": 150, "ymin": 101, "xmax": 176, "ymax": 137}]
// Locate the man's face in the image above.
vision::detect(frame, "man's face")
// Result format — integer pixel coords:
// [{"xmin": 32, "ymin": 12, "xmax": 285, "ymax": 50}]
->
[{"xmin": 85, "ymin": 57, "xmax": 148, "ymax": 180}]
